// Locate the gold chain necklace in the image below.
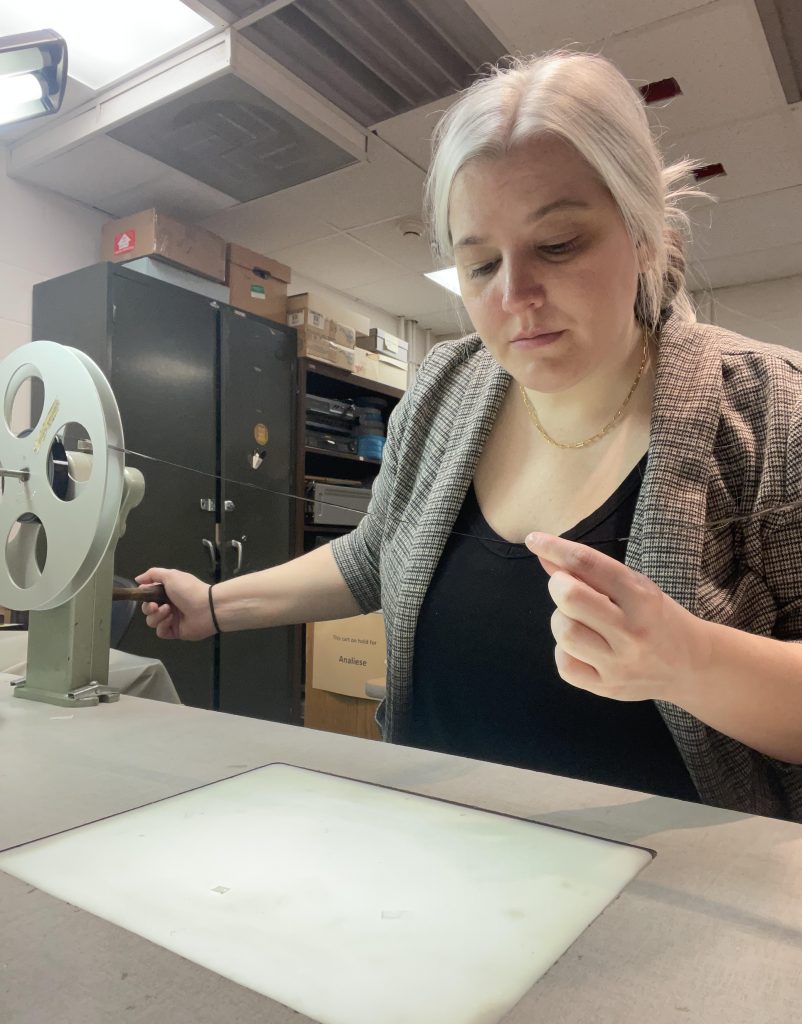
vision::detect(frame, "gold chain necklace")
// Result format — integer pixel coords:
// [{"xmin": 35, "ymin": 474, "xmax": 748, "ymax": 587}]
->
[{"xmin": 519, "ymin": 330, "xmax": 650, "ymax": 450}]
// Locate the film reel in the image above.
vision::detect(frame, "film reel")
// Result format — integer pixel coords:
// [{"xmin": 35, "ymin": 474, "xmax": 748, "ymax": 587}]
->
[{"xmin": 0, "ymin": 341, "xmax": 125, "ymax": 611}]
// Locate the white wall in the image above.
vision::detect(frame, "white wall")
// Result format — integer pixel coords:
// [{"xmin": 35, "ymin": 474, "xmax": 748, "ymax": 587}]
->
[
  {"xmin": 0, "ymin": 147, "xmax": 106, "ymax": 356},
  {"xmin": 288, "ymin": 270, "xmax": 431, "ymax": 381},
  {"xmin": 288, "ymin": 271, "xmax": 401, "ymax": 337},
  {"xmin": 697, "ymin": 275, "xmax": 802, "ymax": 353}
]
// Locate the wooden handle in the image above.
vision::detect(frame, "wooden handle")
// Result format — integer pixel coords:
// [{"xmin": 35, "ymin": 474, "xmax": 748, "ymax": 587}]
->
[{"xmin": 112, "ymin": 584, "xmax": 168, "ymax": 604}]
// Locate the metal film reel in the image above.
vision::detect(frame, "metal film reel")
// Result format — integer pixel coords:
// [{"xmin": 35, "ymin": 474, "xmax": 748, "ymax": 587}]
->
[{"xmin": 0, "ymin": 341, "xmax": 125, "ymax": 611}]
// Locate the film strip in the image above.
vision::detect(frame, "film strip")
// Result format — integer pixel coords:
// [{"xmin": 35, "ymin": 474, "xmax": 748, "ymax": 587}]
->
[{"xmin": 108, "ymin": 441, "xmax": 802, "ymax": 551}]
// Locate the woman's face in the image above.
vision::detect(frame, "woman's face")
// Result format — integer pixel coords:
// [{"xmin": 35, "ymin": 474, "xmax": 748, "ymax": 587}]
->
[{"xmin": 449, "ymin": 135, "xmax": 643, "ymax": 394}]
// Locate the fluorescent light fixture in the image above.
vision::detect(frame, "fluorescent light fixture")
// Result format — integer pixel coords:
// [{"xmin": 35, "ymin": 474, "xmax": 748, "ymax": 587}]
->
[
  {"xmin": 0, "ymin": 1, "xmax": 213, "ymax": 91},
  {"xmin": 425, "ymin": 267, "xmax": 462, "ymax": 297},
  {"xmin": 0, "ymin": 29, "xmax": 67, "ymax": 126}
]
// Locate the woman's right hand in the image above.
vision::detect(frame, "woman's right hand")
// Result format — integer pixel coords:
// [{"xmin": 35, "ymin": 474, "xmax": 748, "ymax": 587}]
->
[{"xmin": 135, "ymin": 568, "xmax": 217, "ymax": 641}]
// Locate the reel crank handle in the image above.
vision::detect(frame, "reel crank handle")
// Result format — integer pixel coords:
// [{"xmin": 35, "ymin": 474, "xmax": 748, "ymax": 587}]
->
[{"xmin": 112, "ymin": 584, "xmax": 169, "ymax": 605}]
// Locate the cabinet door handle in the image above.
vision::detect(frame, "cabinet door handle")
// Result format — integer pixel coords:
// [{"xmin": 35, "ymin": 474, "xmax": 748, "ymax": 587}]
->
[
  {"xmin": 202, "ymin": 538, "xmax": 217, "ymax": 572},
  {"xmin": 228, "ymin": 538, "xmax": 243, "ymax": 574}
]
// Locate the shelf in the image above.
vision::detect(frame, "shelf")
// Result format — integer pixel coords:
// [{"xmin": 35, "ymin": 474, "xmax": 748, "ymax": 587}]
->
[
  {"xmin": 304, "ymin": 446, "xmax": 381, "ymax": 466},
  {"xmin": 304, "ymin": 524, "xmax": 354, "ymax": 534},
  {"xmin": 302, "ymin": 358, "xmax": 405, "ymax": 400}
]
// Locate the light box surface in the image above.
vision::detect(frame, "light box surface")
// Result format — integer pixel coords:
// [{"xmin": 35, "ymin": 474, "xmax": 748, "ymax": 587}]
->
[{"xmin": 0, "ymin": 763, "xmax": 652, "ymax": 1024}]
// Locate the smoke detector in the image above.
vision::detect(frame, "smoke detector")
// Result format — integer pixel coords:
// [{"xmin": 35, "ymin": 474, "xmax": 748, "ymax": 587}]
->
[{"xmin": 398, "ymin": 217, "xmax": 425, "ymax": 239}]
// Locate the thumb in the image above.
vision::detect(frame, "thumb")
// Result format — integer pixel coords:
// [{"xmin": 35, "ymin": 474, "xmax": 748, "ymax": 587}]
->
[{"xmin": 135, "ymin": 567, "xmax": 170, "ymax": 586}]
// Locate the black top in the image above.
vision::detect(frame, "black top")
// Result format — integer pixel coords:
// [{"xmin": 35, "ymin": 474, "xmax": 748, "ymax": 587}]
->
[{"xmin": 409, "ymin": 453, "xmax": 699, "ymax": 802}]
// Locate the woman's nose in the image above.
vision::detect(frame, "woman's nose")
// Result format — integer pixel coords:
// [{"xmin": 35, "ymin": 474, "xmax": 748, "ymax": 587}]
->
[{"xmin": 501, "ymin": 259, "xmax": 545, "ymax": 313}]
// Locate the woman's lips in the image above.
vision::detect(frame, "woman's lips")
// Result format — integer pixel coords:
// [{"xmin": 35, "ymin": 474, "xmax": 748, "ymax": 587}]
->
[{"xmin": 511, "ymin": 330, "xmax": 564, "ymax": 349}]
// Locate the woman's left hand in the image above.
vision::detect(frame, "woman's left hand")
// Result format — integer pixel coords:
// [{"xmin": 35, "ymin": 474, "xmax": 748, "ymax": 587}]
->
[{"xmin": 525, "ymin": 532, "xmax": 712, "ymax": 704}]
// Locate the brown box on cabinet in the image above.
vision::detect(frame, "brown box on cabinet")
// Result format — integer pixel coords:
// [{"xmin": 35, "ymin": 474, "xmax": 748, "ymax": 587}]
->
[
  {"xmin": 226, "ymin": 243, "xmax": 291, "ymax": 321},
  {"xmin": 296, "ymin": 328, "xmax": 356, "ymax": 371},
  {"xmin": 309, "ymin": 613, "xmax": 386, "ymax": 700},
  {"xmin": 375, "ymin": 352, "xmax": 407, "ymax": 389},
  {"xmin": 287, "ymin": 292, "xmax": 369, "ymax": 349},
  {"xmin": 356, "ymin": 327, "xmax": 409, "ymax": 362},
  {"xmin": 353, "ymin": 348, "xmax": 407, "ymax": 390},
  {"xmin": 101, "ymin": 209, "xmax": 227, "ymax": 283},
  {"xmin": 351, "ymin": 347, "xmax": 380, "ymax": 380}
]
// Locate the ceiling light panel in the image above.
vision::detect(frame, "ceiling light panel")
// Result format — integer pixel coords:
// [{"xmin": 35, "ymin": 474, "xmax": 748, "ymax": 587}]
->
[
  {"xmin": 425, "ymin": 267, "xmax": 462, "ymax": 296},
  {"xmin": 0, "ymin": 1, "xmax": 213, "ymax": 90},
  {"xmin": 109, "ymin": 73, "xmax": 358, "ymax": 202},
  {"xmin": 239, "ymin": 0, "xmax": 507, "ymax": 126}
]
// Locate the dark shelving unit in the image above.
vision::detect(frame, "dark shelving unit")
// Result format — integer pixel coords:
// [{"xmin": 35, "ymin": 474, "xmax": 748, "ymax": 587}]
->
[{"xmin": 296, "ymin": 355, "xmax": 404, "ymax": 737}]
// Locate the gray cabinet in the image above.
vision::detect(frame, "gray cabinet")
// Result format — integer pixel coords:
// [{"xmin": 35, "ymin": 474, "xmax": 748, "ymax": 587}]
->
[{"xmin": 32, "ymin": 263, "xmax": 300, "ymax": 722}]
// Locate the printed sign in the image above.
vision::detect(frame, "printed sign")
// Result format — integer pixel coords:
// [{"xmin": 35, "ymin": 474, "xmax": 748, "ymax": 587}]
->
[{"xmin": 114, "ymin": 230, "xmax": 136, "ymax": 255}]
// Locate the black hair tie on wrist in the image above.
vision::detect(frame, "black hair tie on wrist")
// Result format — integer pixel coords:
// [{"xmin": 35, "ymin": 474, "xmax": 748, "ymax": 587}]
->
[{"xmin": 208, "ymin": 584, "xmax": 221, "ymax": 634}]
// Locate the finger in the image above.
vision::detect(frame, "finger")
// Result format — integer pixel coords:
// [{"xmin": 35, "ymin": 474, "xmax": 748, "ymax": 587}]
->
[
  {"xmin": 551, "ymin": 607, "xmax": 611, "ymax": 664},
  {"xmin": 155, "ymin": 615, "xmax": 177, "ymax": 640},
  {"xmin": 153, "ymin": 614, "xmax": 179, "ymax": 638},
  {"xmin": 145, "ymin": 605, "xmax": 172, "ymax": 628},
  {"xmin": 532, "ymin": 553, "xmax": 561, "ymax": 577},
  {"xmin": 526, "ymin": 532, "xmax": 652, "ymax": 614},
  {"xmin": 548, "ymin": 571, "xmax": 624, "ymax": 644},
  {"xmin": 554, "ymin": 646, "xmax": 603, "ymax": 693}
]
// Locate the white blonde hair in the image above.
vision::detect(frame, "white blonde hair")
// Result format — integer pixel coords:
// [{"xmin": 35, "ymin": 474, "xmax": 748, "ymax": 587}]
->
[{"xmin": 424, "ymin": 51, "xmax": 705, "ymax": 332}]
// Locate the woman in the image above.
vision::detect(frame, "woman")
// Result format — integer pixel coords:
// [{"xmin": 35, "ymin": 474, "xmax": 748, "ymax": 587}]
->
[{"xmin": 139, "ymin": 52, "xmax": 802, "ymax": 820}]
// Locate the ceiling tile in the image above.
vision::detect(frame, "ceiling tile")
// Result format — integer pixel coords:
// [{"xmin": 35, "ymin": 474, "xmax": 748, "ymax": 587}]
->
[
  {"xmin": 373, "ymin": 95, "xmax": 457, "ymax": 171},
  {"xmin": 664, "ymin": 110, "xmax": 802, "ymax": 204},
  {"xmin": 467, "ymin": 0, "xmax": 712, "ymax": 52},
  {"xmin": 687, "ymin": 185, "xmax": 802, "ymax": 262},
  {"xmin": 347, "ymin": 219, "xmax": 437, "ymax": 273},
  {"xmin": 270, "ymin": 233, "xmax": 405, "ymax": 290},
  {"xmin": 423, "ymin": 308, "xmax": 472, "ymax": 337},
  {"xmin": 99, "ymin": 168, "xmax": 237, "ymax": 220},
  {"xmin": 13, "ymin": 137, "xmax": 167, "ymax": 207},
  {"xmin": 276, "ymin": 134, "xmax": 426, "ymax": 231},
  {"xmin": 202, "ymin": 192, "xmax": 339, "ymax": 251},
  {"xmin": 688, "ymin": 240, "xmax": 802, "ymax": 290},
  {"xmin": 706, "ymin": 275, "xmax": 802, "ymax": 349},
  {"xmin": 603, "ymin": 0, "xmax": 786, "ymax": 137},
  {"xmin": 348, "ymin": 272, "xmax": 461, "ymax": 319}
]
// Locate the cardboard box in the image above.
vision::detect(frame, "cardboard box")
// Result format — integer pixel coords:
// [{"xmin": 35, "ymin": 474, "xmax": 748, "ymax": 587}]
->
[
  {"xmin": 377, "ymin": 353, "xmax": 408, "ymax": 390},
  {"xmin": 101, "ymin": 209, "xmax": 227, "ymax": 283},
  {"xmin": 227, "ymin": 243, "xmax": 291, "ymax": 322},
  {"xmin": 356, "ymin": 327, "xmax": 409, "ymax": 363},
  {"xmin": 291, "ymin": 310, "xmax": 357, "ymax": 349},
  {"xmin": 352, "ymin": 347, "xmax": 380, "ymax": 382},
  {"xmin": 310, "ymin": 612, "xmax": 386, "ymax": 700},
  {"xmin": 353, "ymin": 349, "xmax": 407, "ymax": 390},
  {"xmin": 297, "ymin": 328, "xmax": 356, "ymax": 372},
  {"xmin": 287, "ymin": 292, "xmax": 370, "ymax": 350}
]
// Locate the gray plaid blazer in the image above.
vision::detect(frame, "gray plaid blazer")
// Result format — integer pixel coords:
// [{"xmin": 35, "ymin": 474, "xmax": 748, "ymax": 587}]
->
[{"xmin": 331, "ymin": 313, "xmax": 802, "ymax": 821}]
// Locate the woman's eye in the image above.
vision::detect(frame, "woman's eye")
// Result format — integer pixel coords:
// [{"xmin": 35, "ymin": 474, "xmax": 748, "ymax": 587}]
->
[
  {"xmin": 465, "ymin": 238, "xmax": 580, "ymax": 279},
  {"xmin": 540, "ymin": 237, "xmax": 580, "ymax": 256},
  {"xmin": 468, "ymin": 260, "xmax": 499, "ymax": 279}
]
